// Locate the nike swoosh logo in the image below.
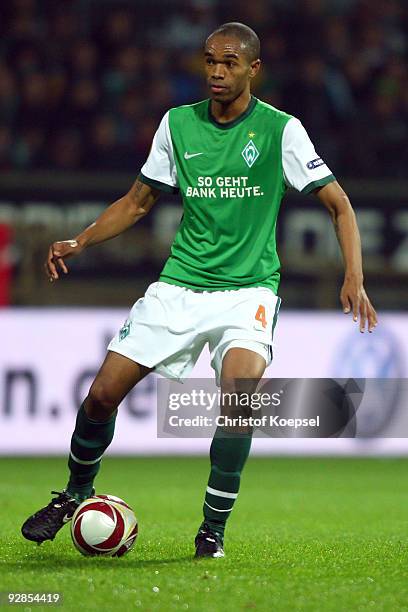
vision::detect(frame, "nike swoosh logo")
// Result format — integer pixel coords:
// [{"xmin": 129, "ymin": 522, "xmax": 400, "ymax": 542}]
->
[
  {"xmin": 62, "ymin": 513, "xmax": 72, "ymax": 523},
  {"xmin": 184, "ymin": 152, "xmax": 204, "ymax": 160}
]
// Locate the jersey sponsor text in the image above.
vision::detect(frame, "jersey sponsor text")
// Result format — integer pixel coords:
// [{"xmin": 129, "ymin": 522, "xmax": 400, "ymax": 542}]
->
[{"xmin": 185, "ymin": 176, "xmax": 264, "ymax": 199}]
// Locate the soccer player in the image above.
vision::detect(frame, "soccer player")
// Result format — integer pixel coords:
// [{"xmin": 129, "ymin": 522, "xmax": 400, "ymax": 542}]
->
[{"xmin": 22, "ymin": 22, "xmax": 377, "ymax": 558}]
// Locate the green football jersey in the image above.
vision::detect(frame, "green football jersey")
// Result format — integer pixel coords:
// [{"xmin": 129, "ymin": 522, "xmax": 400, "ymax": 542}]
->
[{"xmin": 140, "ymin": 96, "xmax": 335, "ymax": 293}]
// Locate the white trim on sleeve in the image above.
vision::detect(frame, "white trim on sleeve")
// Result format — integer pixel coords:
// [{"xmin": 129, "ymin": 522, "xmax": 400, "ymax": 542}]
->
[
  {"xmin": 140, "ymin": 111, "xmax": 178, "ymax": 189},
  {"xmin": 282, "ymin": 117, "xmax": 334, "ymax": 193}
]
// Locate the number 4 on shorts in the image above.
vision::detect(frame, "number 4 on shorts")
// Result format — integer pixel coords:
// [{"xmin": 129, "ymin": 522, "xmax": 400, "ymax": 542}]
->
[{"xmin": 255, "ymin": 304, "xmax": 267, "ymax": 328}]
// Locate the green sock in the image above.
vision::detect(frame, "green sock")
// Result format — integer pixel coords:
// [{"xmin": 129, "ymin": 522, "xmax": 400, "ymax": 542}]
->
[
  {"xmin": 202, "ymin": 426, "xmax": 252, "ymax": 537},
  {"xmin": 66, "ymin": 403, "xmax": 117, "ymax": 501}
]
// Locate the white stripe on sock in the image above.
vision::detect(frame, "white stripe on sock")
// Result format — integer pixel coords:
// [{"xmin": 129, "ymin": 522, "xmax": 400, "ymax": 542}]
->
[
  {"xmin": 70, "ymin": 451, "xmax": 103, "ymax": 465},
  {"xmin": 206, "ymin": 486, "xmax": 238, "ymax": 499},
  {"xmin": 204, "ymin": 501, "xmax": 233, "ymax": 513}
]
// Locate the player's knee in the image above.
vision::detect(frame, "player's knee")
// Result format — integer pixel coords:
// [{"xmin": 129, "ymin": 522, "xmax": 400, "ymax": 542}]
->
[
  {"xmin": 86, "ymin": 380, "xmax": 118, "ymax": 419},
  {"xmin": 221, "ymin": 349, "xmax": 266, "ymax": 384},
  {"xmin": 220, "ymin": 373, "xmax": 262, "ymax": 395},
  {"xmin": 220, "ymin": 369, "xmax": 262, "ymax": 426}
]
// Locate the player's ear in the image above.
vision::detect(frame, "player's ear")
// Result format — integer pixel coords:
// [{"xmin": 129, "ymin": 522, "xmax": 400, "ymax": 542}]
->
[{"xmin": 249, "ymin": 59, "xmax": 261, "ymax": 78}]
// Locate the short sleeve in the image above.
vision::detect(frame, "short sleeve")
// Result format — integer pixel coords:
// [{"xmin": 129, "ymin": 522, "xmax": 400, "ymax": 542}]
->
[
  {"xmin": 139, "ymin": 111, "xmax": 179, "ymax": 194},
  {"xmin": 282, "ymin": 117, "xmax": 335, "ymax": 194}
]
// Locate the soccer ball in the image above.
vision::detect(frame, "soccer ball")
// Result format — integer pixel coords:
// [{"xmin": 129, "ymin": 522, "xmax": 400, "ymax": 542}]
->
[{"xmin": 70, "ymin": 494, "xmax": 138, "ymax": 557}]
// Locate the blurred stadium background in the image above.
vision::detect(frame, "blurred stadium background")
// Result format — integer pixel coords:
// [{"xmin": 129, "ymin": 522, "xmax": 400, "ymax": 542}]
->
[{"xmin": 0, "ymin": 0, "xmax": 407, "ymax": 456}]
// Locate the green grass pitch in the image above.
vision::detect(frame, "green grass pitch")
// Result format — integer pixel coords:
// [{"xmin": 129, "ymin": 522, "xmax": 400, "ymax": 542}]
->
[{"xmin": 1, "ymin": 456, "xmax": 408, "ymax": 611}]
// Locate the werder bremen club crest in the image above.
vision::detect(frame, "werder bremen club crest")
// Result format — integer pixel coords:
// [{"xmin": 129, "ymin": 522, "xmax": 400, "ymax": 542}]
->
[{"xmin": 241, "ymin": 140, "xmax": 260, "ymax": 168}]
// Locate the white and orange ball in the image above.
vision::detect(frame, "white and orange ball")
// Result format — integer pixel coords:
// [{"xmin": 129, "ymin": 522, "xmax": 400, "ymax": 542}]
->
[{"xmin": 70, "ymin": 494, "xmax": 138, "ymax": 557}]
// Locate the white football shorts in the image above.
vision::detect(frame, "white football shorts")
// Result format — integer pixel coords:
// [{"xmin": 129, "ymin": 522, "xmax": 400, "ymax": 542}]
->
[{"xmin": 108, "ymin": 281, "xmax": 281, "ymax": 384}]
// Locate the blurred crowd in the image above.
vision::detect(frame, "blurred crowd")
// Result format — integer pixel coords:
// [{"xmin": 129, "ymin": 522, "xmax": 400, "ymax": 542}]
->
[{"xmin": 0, "ymin": 0, "xmax": 407, "ymax": 177}]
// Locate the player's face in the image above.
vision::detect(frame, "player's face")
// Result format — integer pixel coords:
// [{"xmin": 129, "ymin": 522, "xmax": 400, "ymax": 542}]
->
[{"xmin": 204, "ymin": 35, "xmax": 260, "ymax": 103}]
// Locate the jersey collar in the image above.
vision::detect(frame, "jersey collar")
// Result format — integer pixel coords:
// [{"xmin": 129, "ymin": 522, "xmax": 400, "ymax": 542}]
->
[{"xmin": 208, "ymin": 95, "xmax": 257, "ymax": 130}]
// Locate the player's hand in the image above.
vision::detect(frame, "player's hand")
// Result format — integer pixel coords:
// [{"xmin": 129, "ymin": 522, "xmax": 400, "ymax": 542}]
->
[
  {"xmin": 340, "ymin": 277, "xmax": 378, "ymax": 333},
  {"xmin": 45, "ymin": 239, "xmax": 83, "ymax": 282}
]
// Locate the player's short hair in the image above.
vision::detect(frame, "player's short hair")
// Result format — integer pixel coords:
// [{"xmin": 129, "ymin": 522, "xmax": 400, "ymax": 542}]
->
[{"xmin": 207, "ymin": 22, "xmax": 260, "ymax": 62}]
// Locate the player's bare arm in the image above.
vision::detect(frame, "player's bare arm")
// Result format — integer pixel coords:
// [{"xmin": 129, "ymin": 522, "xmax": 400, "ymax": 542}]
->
[
  {"xmin": 45, "ymin": 179, "xmax": 160, "ymax": 281},
  {"xmin": 314, "ymin": 180, "xmax": 377, "ymax": 333}
]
